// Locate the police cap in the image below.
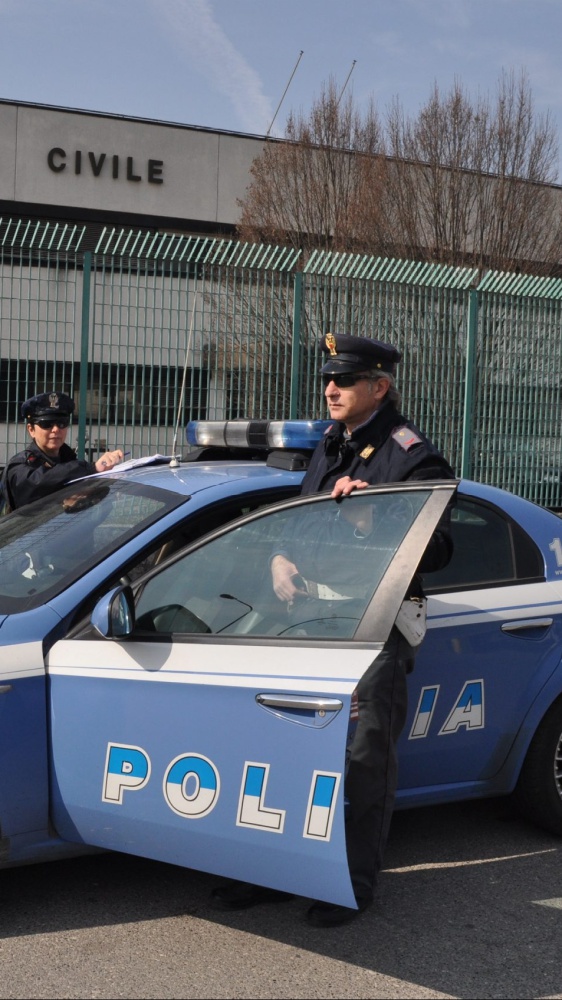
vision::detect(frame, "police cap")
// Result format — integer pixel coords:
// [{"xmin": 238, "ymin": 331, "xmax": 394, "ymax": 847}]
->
[
  {"xmin": 21, "ymin": 391, "xmax": 75, "ymax": 422},
  {"xmin": 320, "ymin": 333, "xmax": 401, "ymax": 375}
]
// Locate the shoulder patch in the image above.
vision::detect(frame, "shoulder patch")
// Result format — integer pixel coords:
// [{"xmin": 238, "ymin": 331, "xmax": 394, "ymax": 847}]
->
[{"xmin": 392, "ymin": 426, "xmax": 423, "ymax": 451}]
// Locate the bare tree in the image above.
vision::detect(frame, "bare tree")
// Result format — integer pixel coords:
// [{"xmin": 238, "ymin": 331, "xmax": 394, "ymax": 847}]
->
[
  {"xmin": 383, "ymin": 71, "xmax": 561, "ymax": 273},
  {"xmin": 236, "ymin": 77, "xmax": 390, "ymax": 371},
  {"xmin": 238, "ymin": 76, "xmax": 386, "ymax": 254},
  {"xmin": 238, "ymin": 70, "xmax": 562, "ymax": 275}
]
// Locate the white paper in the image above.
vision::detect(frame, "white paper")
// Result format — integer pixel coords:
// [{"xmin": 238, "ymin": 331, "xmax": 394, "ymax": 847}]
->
[{"xmin": 98, "ymin": 454, "xmax": 172, "ymax": 473}]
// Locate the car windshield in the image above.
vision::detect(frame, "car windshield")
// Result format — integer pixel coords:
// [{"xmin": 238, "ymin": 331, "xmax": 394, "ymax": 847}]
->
[{"xmin": 0, "ymin": 478, "xmax": 184, "ymax": 613}]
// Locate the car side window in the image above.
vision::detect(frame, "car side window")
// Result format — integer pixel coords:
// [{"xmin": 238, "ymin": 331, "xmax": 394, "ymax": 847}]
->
[
  {"xmin": 121, "ymin": 487, "xmax": 300, "ymax": 583},
  {"xmin": 133, "ymin": 490, "xmax": 433, "ymax": 641},
  {"xmin": 421, "ymin": 497, "xmax": 544, "ymax": 593},
  {"xmin": 66, "ymin": 488, "xmax": 304, "ymax": 637}
]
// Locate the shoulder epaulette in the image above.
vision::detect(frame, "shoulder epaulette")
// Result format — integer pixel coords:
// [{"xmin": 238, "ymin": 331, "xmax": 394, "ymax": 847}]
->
[{"xmin": 391, "ymin": 426, "xmax": 423, "ymax": 451}]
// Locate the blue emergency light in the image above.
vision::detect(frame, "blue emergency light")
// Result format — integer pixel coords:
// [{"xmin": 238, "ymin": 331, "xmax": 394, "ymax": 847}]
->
[{"xmin": 186, "ymin": 419, "xmax": 331, "ymax": 452}]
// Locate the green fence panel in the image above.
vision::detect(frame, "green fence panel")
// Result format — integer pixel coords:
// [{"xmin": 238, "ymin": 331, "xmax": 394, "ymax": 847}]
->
[
  {"xmin": 1, "ymin": 223, "xmax": 561, "ymax": 509},
  {"xmin": 471, "ymin": 283, "xmax": 562, "ymax": 507},
  {"xmin": 0, "ymin": 233, "xmax": 84, "ymax": 463}
]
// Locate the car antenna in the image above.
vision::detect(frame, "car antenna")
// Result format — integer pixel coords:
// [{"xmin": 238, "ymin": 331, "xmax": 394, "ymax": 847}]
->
[{"xmin": 169, "ymin": 293, "xmax": 197, "ymax": 468}]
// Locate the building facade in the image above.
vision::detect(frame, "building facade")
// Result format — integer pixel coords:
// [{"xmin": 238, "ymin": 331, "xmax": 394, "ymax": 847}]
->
[
  {"xmin": 0, "ymin": 98, "xmax": 267, "ymax": 240},
  {"xmin": 0, "ymin": 99, "xmax": 276, "ymax": 463}
]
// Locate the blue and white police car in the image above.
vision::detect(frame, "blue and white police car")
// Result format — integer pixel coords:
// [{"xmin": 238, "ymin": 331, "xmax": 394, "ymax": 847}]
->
[{"xmin": 1, "ymin": 419, "xmax": 562, "ymax": 909}]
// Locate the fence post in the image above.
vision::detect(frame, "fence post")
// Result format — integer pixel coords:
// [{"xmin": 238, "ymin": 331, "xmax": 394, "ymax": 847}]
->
[
  {"xmin": 77, "ymin": 251, "xmax": 92, "ymax": 460},
  {"xmin": 289, "ymin": 271, "xmax": 303, "ymax": 418},
  {"xmin": 460, "ymin": 287, "xmax": 478, "ymax": 479}
]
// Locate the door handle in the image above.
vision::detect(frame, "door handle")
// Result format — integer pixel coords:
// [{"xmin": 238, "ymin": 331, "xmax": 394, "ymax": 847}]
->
[
  {"xmin": 256, "ymin": 694, "xmax": 343, "ymax": 712},
  {"xmin": 0, "ymin": 684, "xmax": 12, "ymax": 694},
  {"xmin": 501, "ymin": 617, "xmax": 553, "ymax": 634}
]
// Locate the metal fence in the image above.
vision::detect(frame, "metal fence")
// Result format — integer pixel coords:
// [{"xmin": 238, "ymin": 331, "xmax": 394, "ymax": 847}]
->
[{"xmin": 1, "ymin": 219, "xmax": 562, "ymax": 506}]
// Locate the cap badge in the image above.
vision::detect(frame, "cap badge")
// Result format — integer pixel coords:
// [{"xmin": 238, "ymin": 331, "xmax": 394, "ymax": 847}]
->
[
  {"xmin": 325, "ymin": 333, "xmax": 337, "ymax": 357},
  {"xmin": 49, "ymin": 393, "xmax": 59, "ymax": 408}
]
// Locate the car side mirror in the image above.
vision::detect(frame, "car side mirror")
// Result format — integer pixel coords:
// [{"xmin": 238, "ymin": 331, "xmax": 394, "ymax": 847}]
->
[{"xmin": 91, "ymin": 585, "xmax": 135, "ymax": 639}]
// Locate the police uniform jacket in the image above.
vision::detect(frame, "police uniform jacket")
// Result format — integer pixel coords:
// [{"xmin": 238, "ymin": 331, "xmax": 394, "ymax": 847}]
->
[
  {"xmin": 2, "ymin": 441, "xmax": 96, "ymax": 510},
  {"xmin": 300, "ymin": 400, "xmax": 456, "ymax": 574}
]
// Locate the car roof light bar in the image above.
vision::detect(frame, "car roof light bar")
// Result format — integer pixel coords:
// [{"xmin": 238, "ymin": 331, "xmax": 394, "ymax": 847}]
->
[{"xmin": 186, "ymin": 419, "xmax": 332, "ymax": 452}]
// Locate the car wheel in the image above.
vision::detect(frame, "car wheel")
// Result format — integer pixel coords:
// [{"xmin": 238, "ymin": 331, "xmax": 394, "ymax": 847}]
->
[{"xmin": 513, "ymin": 698, "xmax": 562, "ymax": 836}]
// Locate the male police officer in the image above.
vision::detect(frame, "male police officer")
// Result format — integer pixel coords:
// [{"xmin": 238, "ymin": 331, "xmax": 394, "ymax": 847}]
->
[
  {"xmin": 213, "ymin": 335, "xmax": 455, "ymax": 927},
  {"xmin": 1, "ymin": 391, "xmax": 124, "ymax": 511}
]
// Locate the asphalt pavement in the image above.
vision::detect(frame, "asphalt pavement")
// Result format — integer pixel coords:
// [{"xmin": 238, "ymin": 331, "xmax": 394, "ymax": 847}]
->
[{"xmin": 0, "ymin": 797, "xmax": 561, "ymax": 1000}]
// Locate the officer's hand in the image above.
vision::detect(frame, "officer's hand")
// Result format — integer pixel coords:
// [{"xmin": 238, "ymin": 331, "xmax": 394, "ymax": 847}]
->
[
  {"xmin": 331, "ymin": 475, "xmax": 369, "ymax": 498},
  {"xmin": 95, "ymin": 449, "xmax": 124, "ymax": 473},
  {"xmin": 271, "ymin": 554, "xmax": 307, "ymax": 602}
]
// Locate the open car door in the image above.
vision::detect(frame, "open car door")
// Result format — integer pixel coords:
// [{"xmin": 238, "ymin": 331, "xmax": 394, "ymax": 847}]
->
[{"xmin": 47, "ymin": 481, "xmax": 456, "ymax": 907}]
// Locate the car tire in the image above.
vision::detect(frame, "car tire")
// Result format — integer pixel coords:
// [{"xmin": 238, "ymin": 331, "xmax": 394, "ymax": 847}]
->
[{"xmin": 513, "ymin": 698, "xmax": 562, "ymax": 836}]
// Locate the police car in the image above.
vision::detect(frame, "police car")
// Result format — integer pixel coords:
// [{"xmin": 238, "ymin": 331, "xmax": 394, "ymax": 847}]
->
[{"xmin": 1, "ymin": 419, "xmax": 562, "ymax": 909}]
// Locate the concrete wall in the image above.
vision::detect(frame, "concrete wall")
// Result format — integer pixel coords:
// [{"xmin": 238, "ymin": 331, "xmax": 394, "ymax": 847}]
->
[{"xmin": 0, "ymin": 101, "xmax": 266, "ymax": 226}]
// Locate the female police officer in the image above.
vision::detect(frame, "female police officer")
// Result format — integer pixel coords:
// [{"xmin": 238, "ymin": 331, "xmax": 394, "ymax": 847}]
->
[{"xmin": 1, "ymin": 392, "xmax": 124, "ymax": 511}]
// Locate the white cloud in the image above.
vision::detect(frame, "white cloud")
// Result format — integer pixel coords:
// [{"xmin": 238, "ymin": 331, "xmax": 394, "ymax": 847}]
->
[{"xmin": 149, "ymin": 0, "xmax": 272, "ymax": 133}]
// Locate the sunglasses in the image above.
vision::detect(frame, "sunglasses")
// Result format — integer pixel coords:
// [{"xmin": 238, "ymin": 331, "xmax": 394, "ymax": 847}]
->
[
  {"xmin": 34, "ymin": 417, "xmax": 70, "ymax": 429},
  {"xmin": 322, "ymin": 373, "xmax": 372, "ymax": 389}
]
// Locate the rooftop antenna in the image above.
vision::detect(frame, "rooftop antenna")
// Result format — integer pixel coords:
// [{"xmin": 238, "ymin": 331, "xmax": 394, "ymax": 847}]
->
[
  {"xmin": 266, "ymin": 50, "xmax": 304, "ymax": 138},
  {"xmin": 169, "ymin": 293, "xmax": 197, "ymax": 468},
  {"xmin": 337, "ymin": 60, "xmax": 357, "ymax": 105}
]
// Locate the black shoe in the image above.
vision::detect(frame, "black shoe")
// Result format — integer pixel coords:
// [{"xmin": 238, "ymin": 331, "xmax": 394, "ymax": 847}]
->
[
  {"xmin": 211, "ymin": 880, "xmax": 295, "ymax": 911},
  {"xmin": 306, "ymin": 897, "xmax": 372, "ymax": 927}
]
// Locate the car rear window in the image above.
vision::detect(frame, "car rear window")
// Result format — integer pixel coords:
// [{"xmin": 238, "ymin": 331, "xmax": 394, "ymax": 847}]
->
[{"xmin": 421, "ymin": 497, "xmax": 544, "ymax": 592}]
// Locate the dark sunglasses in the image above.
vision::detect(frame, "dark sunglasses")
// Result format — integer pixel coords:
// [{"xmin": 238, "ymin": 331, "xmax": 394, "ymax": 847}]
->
[
  {"xmin": 321, "ymin": 373, "xmax": 371, "ymax": 389},
  {"xmin": 34, "ymin": 416, "xmax": 70, "ymax": 429}
]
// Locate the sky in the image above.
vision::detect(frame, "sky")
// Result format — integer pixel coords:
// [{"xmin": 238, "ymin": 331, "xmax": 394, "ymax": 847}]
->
[{"xmin": 0, "ymin": 0, "xmax": 561, "ymax": 179}]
